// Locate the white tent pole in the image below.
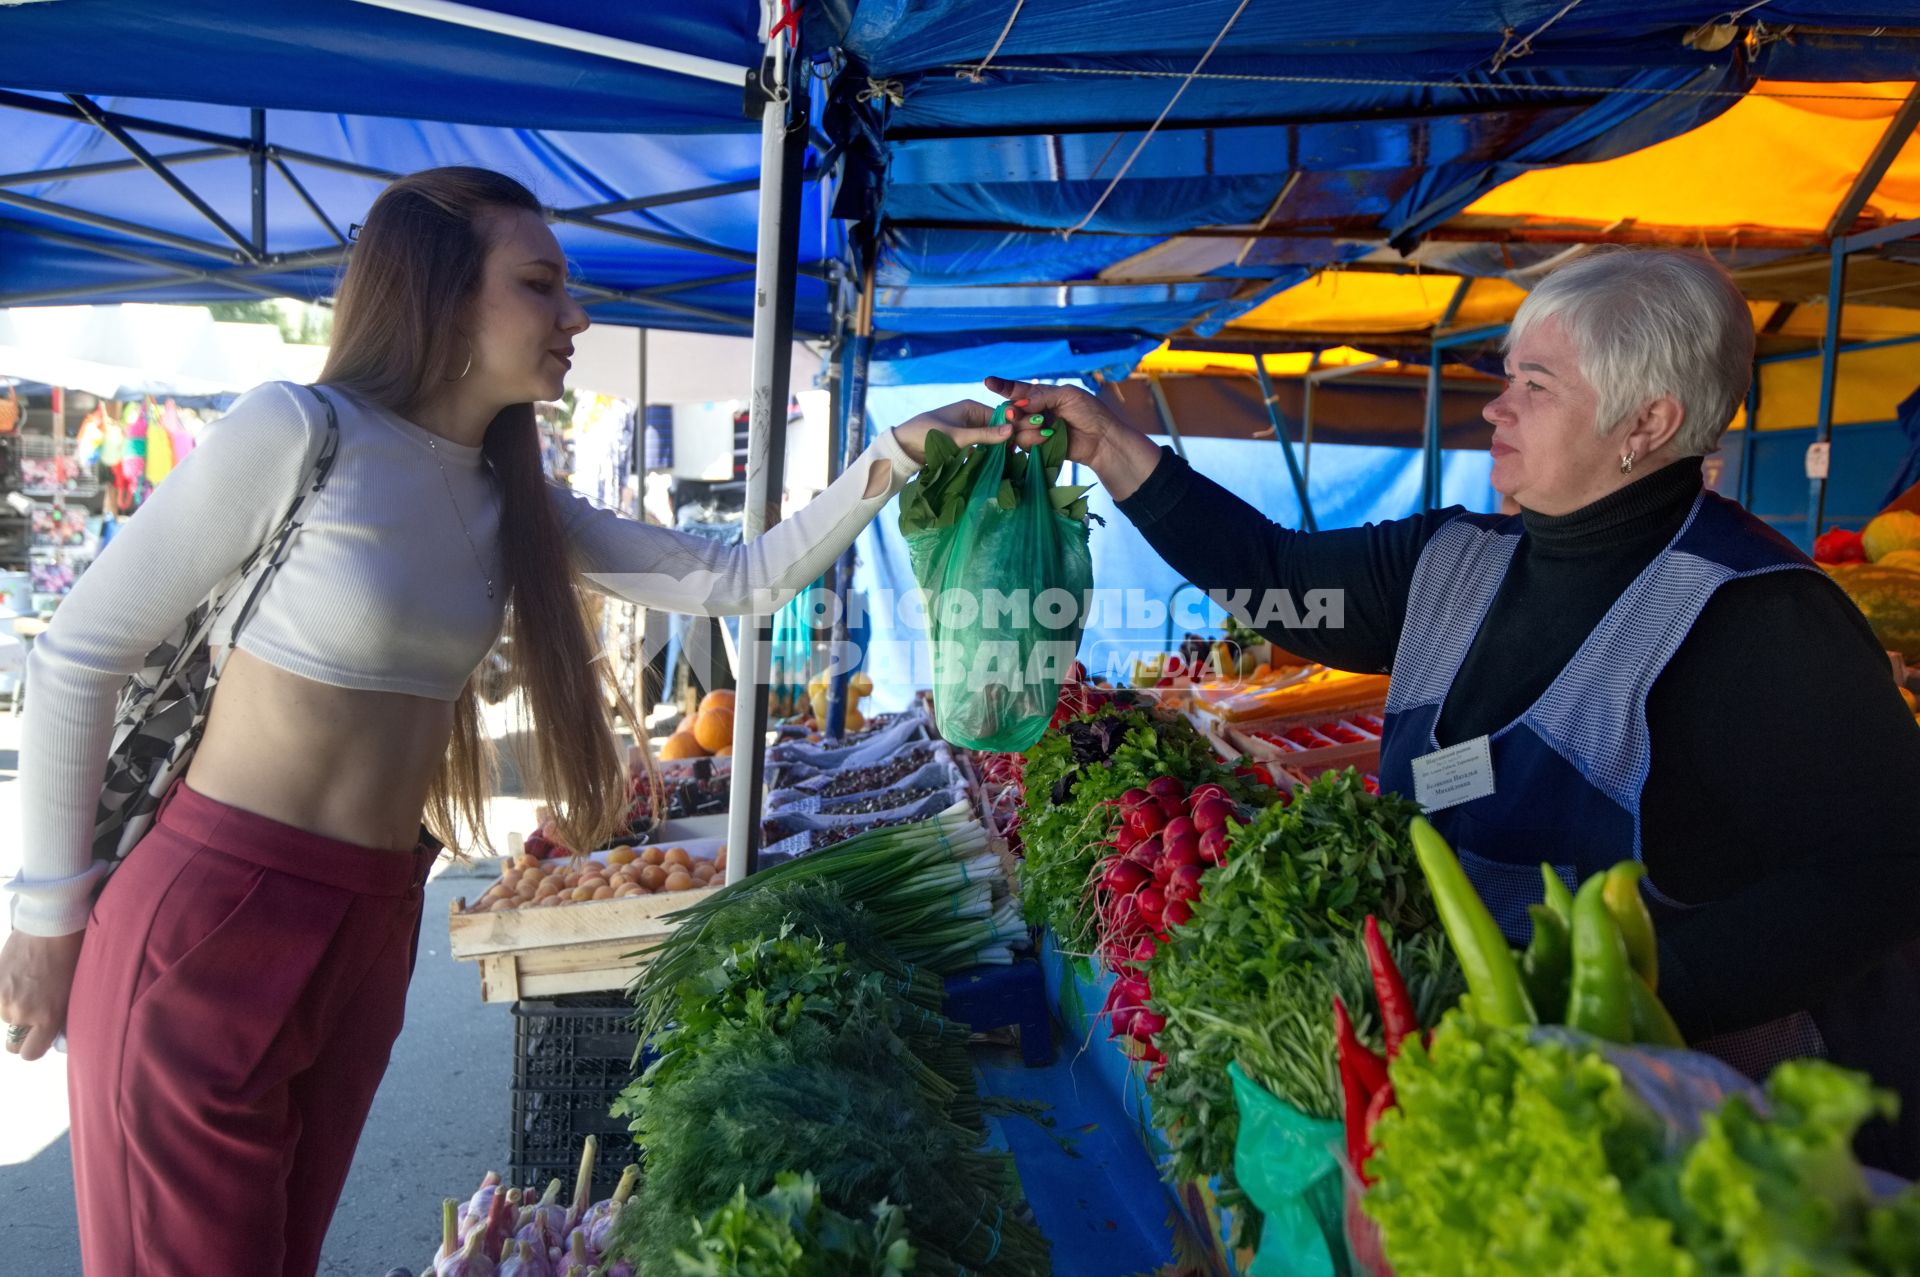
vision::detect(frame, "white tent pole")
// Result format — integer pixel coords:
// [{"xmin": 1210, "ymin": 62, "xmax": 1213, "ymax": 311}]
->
[
  {"xmin": 344, "ymin": 0, "xmax": 746, "ymax": 85},
  {"xmin": 723, "ymin": 9, "xmax": 806, "ymax": 885}
]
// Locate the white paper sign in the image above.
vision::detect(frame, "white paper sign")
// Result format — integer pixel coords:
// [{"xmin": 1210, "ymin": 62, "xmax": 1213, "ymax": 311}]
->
[
  {"xmin": 1805, "ymin": 442, "xmax": 1831, "ymax": 480},
  {"xmin": 1410, "ymin": 735, "xmax": 1495, "ymax": 813}
]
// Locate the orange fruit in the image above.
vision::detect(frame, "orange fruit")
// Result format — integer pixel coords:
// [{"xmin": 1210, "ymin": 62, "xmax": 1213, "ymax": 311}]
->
[
  {"xmin": 698, "ymin": 689, "xmax": 737, "ymax": 714},
  {"xmin": 693, "ymin": 707, "xmax": 733, "ymax": 753},
  {"xmin": 660, "ymin": 731, "xmax": 708, "ymax": 760}
]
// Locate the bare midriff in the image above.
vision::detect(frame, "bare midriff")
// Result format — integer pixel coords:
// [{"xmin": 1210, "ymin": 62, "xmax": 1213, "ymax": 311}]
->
[{"xmin": 184, "ymin": 646, "xmax": 457, "ymax": 853}]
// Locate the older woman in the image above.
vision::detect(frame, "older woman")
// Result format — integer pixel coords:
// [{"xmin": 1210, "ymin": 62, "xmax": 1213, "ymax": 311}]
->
[{"xmin": 995, "ymin": 247, "xmax": 1920, "ymax": 1171}]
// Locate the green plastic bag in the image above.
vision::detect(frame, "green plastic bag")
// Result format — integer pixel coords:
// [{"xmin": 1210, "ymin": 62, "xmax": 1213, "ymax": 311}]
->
[
  {"xmin": 902, "ymin": 440, "xmax": 1093, "ymax": 751},
  {"xmin": 1229, "ymin": 1062, "xmax": 1351, "ymax": 1277}
]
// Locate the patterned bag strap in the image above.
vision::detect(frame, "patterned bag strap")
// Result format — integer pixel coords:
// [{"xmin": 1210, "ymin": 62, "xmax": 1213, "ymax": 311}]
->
[{"xmin": 208, "ymin": 385, "xmax": 342, "ymax": 674}]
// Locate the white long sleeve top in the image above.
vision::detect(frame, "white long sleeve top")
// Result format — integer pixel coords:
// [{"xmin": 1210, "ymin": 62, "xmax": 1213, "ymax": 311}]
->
[{"xmin": 7, "ymin": 380, "xmax": 917, "ymax": 935}]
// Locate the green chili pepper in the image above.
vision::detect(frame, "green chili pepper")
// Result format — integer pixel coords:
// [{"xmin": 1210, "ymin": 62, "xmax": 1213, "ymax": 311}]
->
[
  {"xmin": 1566, "ymin": 873, "xmax": 1634, "ymax": 1043},
  {"xmin": 1601, "ymin": 861, "xmax": 1659, "ymax": 992},
  {"xmin": 1520, "ymin": 903, "xmax": 1571, "ymax": 1025},
  {"xmin": 1540, "ymin": 863, "xmax": 1574, "ymax": 925},
  {"xmin": 1629, "ymin": 971, "xmax": 1685, "ymax": 1048},
  {"xmin": 1409, "ymin": 818, "xmax": 1536, "ymax": 1027}
]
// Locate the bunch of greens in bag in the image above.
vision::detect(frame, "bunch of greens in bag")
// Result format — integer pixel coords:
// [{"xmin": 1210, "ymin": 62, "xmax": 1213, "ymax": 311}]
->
[{"xmin": 898, "ymin": 420, "xmax": 1094, "ymax": 751}]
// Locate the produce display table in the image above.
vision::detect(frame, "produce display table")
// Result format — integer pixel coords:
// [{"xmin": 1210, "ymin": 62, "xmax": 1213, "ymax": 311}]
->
[{"xmin": 1037, "ymin": 931, "xmax": 1256, "ymax": 1277}]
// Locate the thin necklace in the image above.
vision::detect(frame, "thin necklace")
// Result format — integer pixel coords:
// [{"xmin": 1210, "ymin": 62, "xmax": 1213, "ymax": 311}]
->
[{"xmin": 425, "ymin": 436, "xmax": 495, "ymax": 600}]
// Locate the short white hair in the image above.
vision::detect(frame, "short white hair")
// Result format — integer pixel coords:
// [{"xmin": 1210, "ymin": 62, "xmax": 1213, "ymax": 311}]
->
[{"xmin": 1506, "ymin": 247, "xmax": 1753, "ymax": 457}]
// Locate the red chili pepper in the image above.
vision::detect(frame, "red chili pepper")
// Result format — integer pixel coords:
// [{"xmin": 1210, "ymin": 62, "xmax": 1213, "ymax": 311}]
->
[
  {"xmin": 1333, "ymin": 994, "xmax": 1390, "ymax": 1096},
  {"xmin": 1363, "ymin": 914, "xmax": 1419, "ymax": 1058},
  {"xmin": 1357, "ymin": 1081, "xmax": 1397, "ymax": 1186},
  {"xmin": 1334, "ymin": 996, "xmax": 1376, "ymax": 1182}
]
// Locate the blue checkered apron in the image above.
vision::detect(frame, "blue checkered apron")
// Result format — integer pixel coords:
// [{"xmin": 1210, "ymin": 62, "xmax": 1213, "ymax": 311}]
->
[{"xmin": 1378, "ymin": 490, "xmax": 1828, "ymax": 1078}]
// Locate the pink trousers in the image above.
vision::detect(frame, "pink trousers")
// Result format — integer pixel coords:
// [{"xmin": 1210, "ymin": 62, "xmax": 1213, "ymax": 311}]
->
[{"xmin": 66, "ymin": 780, "xmax": 436, "ymax": 1276}]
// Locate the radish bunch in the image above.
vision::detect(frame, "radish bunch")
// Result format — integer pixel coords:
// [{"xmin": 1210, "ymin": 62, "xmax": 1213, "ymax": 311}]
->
[
  {"xmin": 1093, "ymin": 776, "xmax": 1242, "ymax": 1070},
  {"xmin": 1049, "ymin": 659, "xmax": 1123, "ymax": 730}
]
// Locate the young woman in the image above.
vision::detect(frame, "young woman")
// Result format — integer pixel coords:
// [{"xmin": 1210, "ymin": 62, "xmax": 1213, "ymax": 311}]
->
[{"xmin": 0, "ymin": 166, "xmax": 1009, "ymax": 1274}]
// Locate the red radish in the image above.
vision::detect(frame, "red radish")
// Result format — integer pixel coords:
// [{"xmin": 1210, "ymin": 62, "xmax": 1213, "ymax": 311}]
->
[
  {"xmin": 1188, "ymin": 782, "xmax": 1230, "ymax": 808},
  {"xmin": 1165, "ymin": 897, "xmax": 1194, "ymax": 927},
  {"xmin": 1167, "ymin": 863, "xmax": 1205, "ymax": 902},
  {"xmin": 1125, "ymin": 803, "xmax": 1168, "ymax": 838},
  {"xmin": 1119, "ymin": 787, "xmax": 1154, "ymax": 811},
  {"xmin": 1161, "ymin": 816, "xmax": 1196, "ymax": 847},
  {"xmin": 1161, "ymin": 830, "xmax": 1202, "ymax": 869},
  {"xmin": 1131, "ymin": 935, "xmax": 1158, "ymax": 965},
  {"xmin": 1102, "ymin": 857, "xmax": 1151, "ymax": 896},
  {"xmin": 1138, "ymin": 1041, "xmax": 1166, "ymax": 1065},
  {"xmin": 1147, "ymin": 776, "xmax": 1187, "ymax": 803},
  {"xmin": 1112, "ymin": 821, "xmax": 1144, "ymax": 853},
  {"xmin": 1132, "ymin": 1009, "xmax": 1167, "ymax": 1038},
  {"xmin": 1114, "ymin": 972, "xmax": 1151, "ymax": 1009},
  {"xmin": 1152, "ymin": 855, "xmax": 1176, "ymax": 885},
  {"xmin": 1109, "ymin": 1004, "xmax": 1140, "ymax": 1039},
  {"xmin": 1191, "ymin": 797, "xmax": 1234, "ymax": 833},
  {"xmin": 1199, "ymin": 825, "xmax": 1231, "ymax": 866},
  {"xmin": 1137, "ymin": 886, "xmax": 1167, "ymax": 931},
  {"xmin": 1106, "ymin": 891, "xmax": 1144, "ymax": 939}
]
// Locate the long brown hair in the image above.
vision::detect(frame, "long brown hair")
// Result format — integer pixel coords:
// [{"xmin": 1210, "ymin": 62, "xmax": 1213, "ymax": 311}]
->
[{"xmin": 320, "ymin": 166, "xmax": 642, "ymax": 856}]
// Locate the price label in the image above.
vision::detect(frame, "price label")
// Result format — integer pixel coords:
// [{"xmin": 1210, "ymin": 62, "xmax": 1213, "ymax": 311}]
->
[{"xmin": 1805, "ymin": 442, "xmax": 1831, "ymax": 480}]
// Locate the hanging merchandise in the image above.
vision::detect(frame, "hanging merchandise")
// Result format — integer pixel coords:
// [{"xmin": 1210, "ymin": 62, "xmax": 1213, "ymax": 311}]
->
[
  {"xmin": 145, "ymin": 402, "xmax": 177, "ymax": 486},
  {"xmin": 161, "ymin": 399, "xmax": 195, "ymax": 465},
  {"xmin": 898, "ymin": 406, "xmax": 1094, "ymax": 751},
  {"xmin": 766, "ymin": 579, "xmax": 821, "ymax": 720},
  {"xmin": 117, "ymin": 400, "xmax": 148, "ymax": 509},
  {"xmin": 74, "ymin": 405, "xmax": 108, "ymax": 469}
]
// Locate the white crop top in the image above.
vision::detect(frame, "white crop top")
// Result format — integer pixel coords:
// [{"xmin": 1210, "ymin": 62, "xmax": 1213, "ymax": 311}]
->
[{"xmin": 9, "ymin": 380, "xmax": 920, "ymax": 935}]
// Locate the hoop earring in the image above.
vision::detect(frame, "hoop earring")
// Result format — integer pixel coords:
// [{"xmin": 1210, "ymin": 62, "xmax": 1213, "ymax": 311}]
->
[
  {"xmin": 1619, "ymin": 450, "xmax": 1636, "ymax": 476},
  {"xmin": 449, "ymin": 342, "xmax": 474, "ymax": 382}
]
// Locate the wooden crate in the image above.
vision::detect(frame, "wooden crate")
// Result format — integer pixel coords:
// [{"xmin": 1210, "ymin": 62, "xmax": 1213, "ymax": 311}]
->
[
  {"xmin": 448, "ymin": 835, "xmax": 725, "ymax": 1003},
  {"xmin": 447, "ymin": 886, "xmax": 710, "ymax": 1002}
]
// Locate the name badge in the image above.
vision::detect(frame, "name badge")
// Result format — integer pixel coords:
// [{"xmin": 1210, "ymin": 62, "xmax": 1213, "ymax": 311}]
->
[{"xmin": 1411, "ymin": 735, "xmax": 1495, "ymax": 812}]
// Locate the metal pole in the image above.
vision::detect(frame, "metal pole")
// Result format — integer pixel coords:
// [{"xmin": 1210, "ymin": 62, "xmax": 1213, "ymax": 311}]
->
[
  {"xmin": 725, "ymin": 26, "xmax": 806, "ymax": 885},
  {"xmin": 1146, "ymin": 371, "xmax": 1188, "ymax": 460},
  {"xmin": 343, "ymin": 0, "xmax": 747, "ymax": 84},
  {"xmin": 249, "ymin": 109, "xmax": 267, "ymax": 255},
  {"xmin": 823, "ymin": 293, "xmax": 873, "ymax": 740},
  {"xmin": 1252, "ymin": 359, "xmax": 1318, "ymax": 531},
  {"xmin": 1422, "ymin": 351, "xmax": 1443, "ymax": 513},
  {"xmin": 1806, "ymin": 244, "xmax": 1846, "ymax": 546}
]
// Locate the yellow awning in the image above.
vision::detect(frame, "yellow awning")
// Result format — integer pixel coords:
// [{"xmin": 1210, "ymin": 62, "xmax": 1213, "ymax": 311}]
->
[
  {"xmin": 1230, "ymin": 274, "xmax": 1529, "ymax": 334},
  {"xmin": 1467, "ymin": 81, "xmax": 1920, "ymax": 232},
  {"xmin": 1136, "ymin": 345, "xmax": 1385, "ymax": 377}
]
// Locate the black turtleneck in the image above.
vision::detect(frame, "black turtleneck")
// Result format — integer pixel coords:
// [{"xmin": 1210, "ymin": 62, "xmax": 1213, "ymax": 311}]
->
[{"xmin": 1118, "ymin": 447, "xmax": 1920, "ymax": 1050}]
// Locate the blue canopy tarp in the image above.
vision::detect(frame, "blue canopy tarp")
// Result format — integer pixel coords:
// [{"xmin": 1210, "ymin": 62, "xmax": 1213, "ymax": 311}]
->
[
  {"xmin": 811, "ymin": 1, "xmax": 1920, "ymax": 378},
  {"xmin": 0, "ymin": 3, "xmax": 844, "ymax": 333}
]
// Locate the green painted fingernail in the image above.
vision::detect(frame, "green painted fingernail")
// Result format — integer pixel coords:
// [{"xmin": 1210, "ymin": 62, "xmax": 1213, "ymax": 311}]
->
[
  {"xmin": 1040, "ymin": 427, "xmax": 1055, "ymax": 438},
  {"xmin": 1028, "ymin": 414, "xmax": 1047, "ymax": 425}
]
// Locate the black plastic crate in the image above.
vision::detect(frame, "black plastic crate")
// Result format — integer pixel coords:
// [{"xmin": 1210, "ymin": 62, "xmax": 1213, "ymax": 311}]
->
[{"xmin": 508, "ymin": 994, "xmax": 644, "ymax": 1201}]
